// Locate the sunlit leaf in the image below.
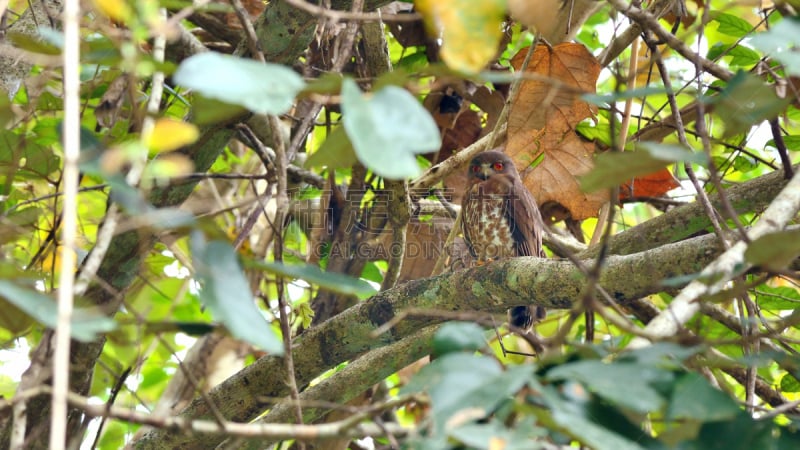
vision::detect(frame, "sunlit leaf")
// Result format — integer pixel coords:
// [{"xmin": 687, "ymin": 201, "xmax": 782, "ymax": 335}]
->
[
  {"xmin": 341, "ymin": 79, "xmax": 440, "ymax": 179},
  {"xmin": 711, "ymin": 12, "xmax": 753, "ymax": 38},
  {"xmin": 304, "ymin": 127, "xmax": 359, "ymax": 170},
  {"xmin": 174, "ymin": 52, "xmax": 305, "ymax": 115},
  {"xmin": 190, "ymin": 236, "xmax": 284, "ymax": 354},
  {"xmin": 754, "ymin": 285, "xmax": 800, "ymax": 311},
  {"xmin": 145, "ymin": 153, "xmax": 195, "ymax": 181},
  {"xmin": 766, "ymin": 135, "xmax": 800, "ymax": 151},
  {"xmin": 91, "ymin": 0, "xmax": 133, "ymax": 22},
  {"xmin": 147, "ymin": 118, "xmax": 200, "ymax": 153},
  {"xmin": 781, "ymin": 374, "xmax": 800, "ymax": 393},
  {"xmin": 415, "ymin": 0, "xmax": 506, "ymax": 73},
  {"xmin": 0, "ymin": 280, "xmax": 116, "ymax": 342}
]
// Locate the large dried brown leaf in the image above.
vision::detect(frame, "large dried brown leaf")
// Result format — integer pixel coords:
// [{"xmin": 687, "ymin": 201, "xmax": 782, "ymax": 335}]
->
[{"xmin": 507, "ymin": 43, "xmax": 607, "ymax": 220}]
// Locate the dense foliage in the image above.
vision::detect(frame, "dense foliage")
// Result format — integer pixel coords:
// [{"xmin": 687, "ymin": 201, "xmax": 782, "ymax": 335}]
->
[{"xmin": 1, "ymin": 0, "xmax": 800, "ymax": 449}]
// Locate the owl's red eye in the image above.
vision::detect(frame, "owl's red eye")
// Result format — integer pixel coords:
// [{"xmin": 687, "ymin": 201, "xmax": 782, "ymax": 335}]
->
[
  {"xmin": 493, "ymin": 162, "xmax": 504, "ymax": 171},
  {"xmin": 471, "ymin": 165, "xmax": 481, "ymax": 173}
]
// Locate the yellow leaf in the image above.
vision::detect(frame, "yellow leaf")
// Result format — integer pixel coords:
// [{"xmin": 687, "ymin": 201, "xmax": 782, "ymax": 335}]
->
[
  {"xmin": 40, "ymin": 246, "xmax": 79, "ymax": 275},
  {"xmin": 488, "ymin": 437, "xmax": 507, "ymax": 450},
  {"xmin": 146, "ymin": 153, "xmax": 195, "ymax": 180},
  {"xmin": 91, "ymin": 0, "xmax": 133, "ymax": 23},
  {"xmin": 415, "ymin": 0, "xmax": 507, "ymax": 74},
  {"xmin": 147, "ymin": 118, "xmax": 200, "ymax": 154}
]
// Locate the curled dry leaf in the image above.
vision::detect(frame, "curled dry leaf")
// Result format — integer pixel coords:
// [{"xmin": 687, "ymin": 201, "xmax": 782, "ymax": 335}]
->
[
  {"xmin": 620, "ymin": 168, "xmax": 680, "ymax": 200},
  {"xmin": 507, "ymin": 43, "xmax": 607, "ymax": 220}
]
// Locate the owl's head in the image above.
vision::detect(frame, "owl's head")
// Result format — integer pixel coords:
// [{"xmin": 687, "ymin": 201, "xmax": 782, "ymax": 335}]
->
[{"xmin": 468, "ymin": 150, "xmax": 518, "ymax": 181}]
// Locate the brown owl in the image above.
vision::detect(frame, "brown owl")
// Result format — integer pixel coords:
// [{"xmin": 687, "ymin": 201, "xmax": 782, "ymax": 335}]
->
[{"xmin": 461, "ymin": 150, "xmax": 546, "ymax": 329}]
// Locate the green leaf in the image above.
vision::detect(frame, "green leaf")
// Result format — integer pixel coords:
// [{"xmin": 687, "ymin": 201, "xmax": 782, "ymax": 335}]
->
[
  {"xmin": 714, "ymin": 71, "xmax": 791, "ymax": 137},
  {"xmin": 619, "ymin": 342, "xmax": 703, "ymax": 368},
  {"xmin": 726, "ymin": 45, "xmax": 762, "ymax": 67},
  {"xmin": 539, "ymin": 384, "xmax": 647, "ymax": 450},
  {"xmin": 754, "ymin": 285, "xmax": 800, "ymax": 311},
  {"xmin": 248, "ymin": 260, "xmax": 377, "ymax": 298},
  {"xmin": 432, "ymin": 322, "xmax": 487, "ymax": 355},
  {"xmin": 451, "ymin": 417, "xmax": 547, "ymax": 450},
  {"xmin": 190, "ymin": 236, "xmax": 284, "ymax": 354},
  {"xmin": 190, "ymin": 95, "xmax": 246, "ymax": 125},
  {"xmin": 751, "ymin": 17, "xmax": 800, "ymax": 77},
  {"xmin": 667, "ymin": 372, "xmax": 740, "ymax": 421},
  {"xmin": 692, "ymin": 412, "xmax": 789, "ymax": 450},
  {"xmin": 341, "ymin": 79, "xmax": 440, "ymax": 179},
  {"xmin": 0, "ymin": 280, "xmax": 116, "ymax": 342},
  {"xmin": 712, "ymin": 12, "xmax": 754, "ymax": 38},
  {"xmin": 766, "ymin": 135, "xmax": 800, "ymax": 151},
  {"xmin": 6, "ymin": 31, "xmax": 61, "ymax": 55},
  {"xmin": 781, "ymin": 374, "xmax": 800, "ymax": 393},
  {"xmin": 401, "ymin": 354, "xmax": 531, "ymax": 430},
  {"xmin": 1, "ymin": 207, "xmax": 42, "ymax": 244},
  {"xmin": 0, "ymin": 131, "xmax": 62, "ymax": 180},
  {"xmin": 580, "ymin": 143, "xmax": 704, "ymax": 193},
  {"xmin": 546, "ymin": 360, "xmax": 671, "ymax": 414},
  {"xmin": 304, "ymin": 127, "xmax": 359, "ymax": 170},
  {"xmin": 743, "ymin": 228, "xmax": 800, "ymax": 269},
  {"xmin": 174, "ymin": 52, "xmax": 305, "ymax": 115},
  {"xmin": 0, "ymin": 87, "xmax": 11, "ymax": 127}
]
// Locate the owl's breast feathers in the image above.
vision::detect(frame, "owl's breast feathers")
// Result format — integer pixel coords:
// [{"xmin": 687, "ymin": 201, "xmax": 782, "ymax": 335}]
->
[{"xmin": 462, "ymin": 176, "xmax": 517, "ymax": 262}]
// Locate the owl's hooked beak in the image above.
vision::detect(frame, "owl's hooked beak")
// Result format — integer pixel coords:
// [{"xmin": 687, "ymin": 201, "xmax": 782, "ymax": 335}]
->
[{"xmin": 475, "ymin": 163, "xmax": 493, "ymax": 180}]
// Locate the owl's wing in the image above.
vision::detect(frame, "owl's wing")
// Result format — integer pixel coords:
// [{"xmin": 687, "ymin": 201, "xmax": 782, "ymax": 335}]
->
[
  {"xmin": 461, "ymin": 183, "xmax": 479, "ymax": 258},
  {"xmin": 505, "ymin": 176, "xmax": 544, "ymax": 258}
]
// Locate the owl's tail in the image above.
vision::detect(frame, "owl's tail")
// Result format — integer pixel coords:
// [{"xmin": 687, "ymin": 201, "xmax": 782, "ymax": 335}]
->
[{"xmin": 508, "ymin": 305, "xmax": 546, "ymax": 330}]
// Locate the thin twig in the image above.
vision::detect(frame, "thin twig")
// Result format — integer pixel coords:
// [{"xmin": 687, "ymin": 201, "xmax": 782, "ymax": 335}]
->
[
  {"xmin": 270, "ymin": 111, "xmax": 306, "ymax": 433},
  {"xmin": 231, "ymin": 0, "xmax": 264, "ymax": 63},
  {"xmin": 644, "ymin": 36, "xmax": 730, "ymax": 247},
  {"xmin": 607, "ymin": 0, "xmax": 734, "ymax": 82}
]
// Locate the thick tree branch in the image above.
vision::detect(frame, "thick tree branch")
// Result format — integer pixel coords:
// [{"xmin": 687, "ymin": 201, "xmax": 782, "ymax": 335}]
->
[
  {"xmin": 629, "ymin": 169, "xmax": 800, "ymax": 348},
  {"xmin": 134, "ymin": 230, "xmax": 727, "ymax": 449},
  {"xmin": 221, "ymin": 326, "xmax": 438, "ymax": 449}
]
